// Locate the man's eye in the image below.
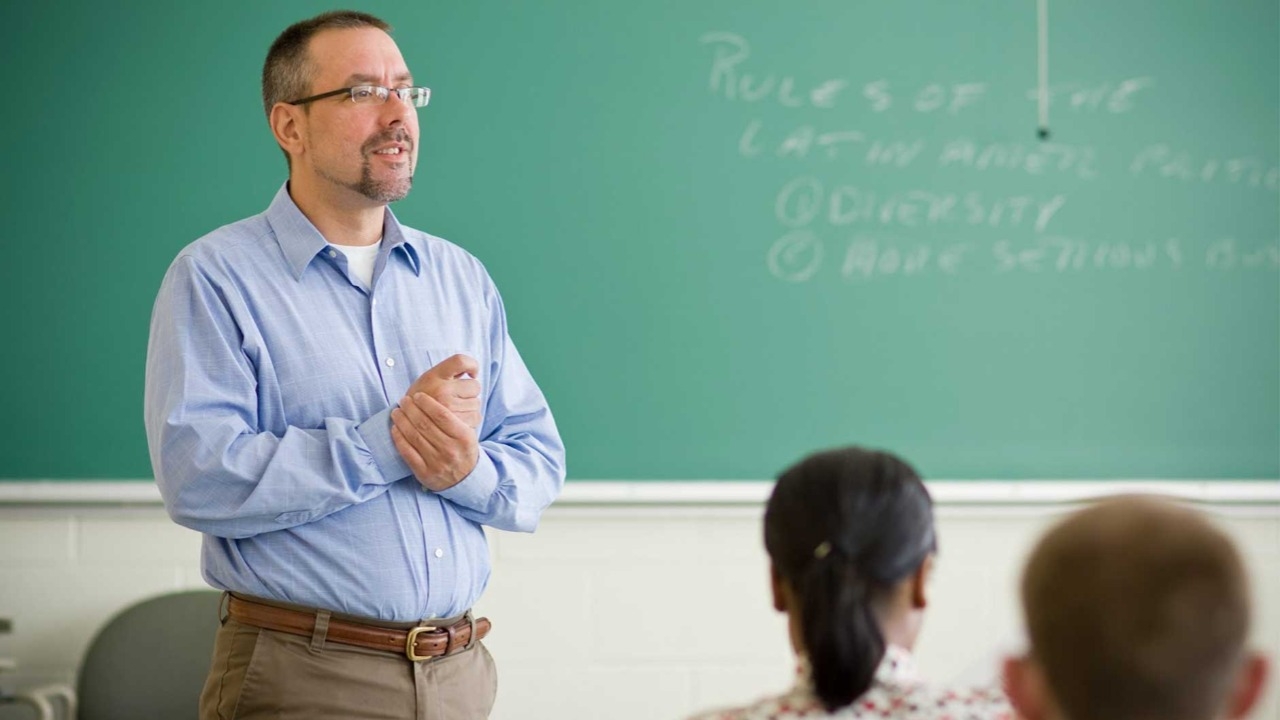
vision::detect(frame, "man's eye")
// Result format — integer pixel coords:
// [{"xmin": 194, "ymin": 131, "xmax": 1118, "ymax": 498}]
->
[{"xmin": 352, "ymin": 87, "xmax": 377, "ymax": 100}]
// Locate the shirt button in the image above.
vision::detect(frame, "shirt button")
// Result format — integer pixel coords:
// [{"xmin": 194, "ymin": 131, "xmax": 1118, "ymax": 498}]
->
[
  {"xmin": 371, "ymin": 298, "xmax": 378, "ymax": 307},
  {"xmin": 328, "ymin": 249, "xmax": 337, "ymax": 258},
  {"xmin": 385, "ymin": 357, "xmax": 395, "ymax": 367},
  {"xmin": 434, "ymin": 548, "xmax": 444, "ymax": 558}
]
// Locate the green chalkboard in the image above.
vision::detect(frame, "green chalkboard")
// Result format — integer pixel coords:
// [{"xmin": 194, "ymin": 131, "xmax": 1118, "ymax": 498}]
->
[{"xmin": 1, "ymin": 1, "xmax": 1276, "ymax": 480}]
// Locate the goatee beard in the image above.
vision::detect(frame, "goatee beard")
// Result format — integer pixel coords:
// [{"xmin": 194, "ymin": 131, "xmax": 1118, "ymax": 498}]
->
[
  {"xmin": 356, "ymin": 128, "xmax": 414, "ymax": 202},
  {"xmin": 354, "ymin": 167, "xmax": 413, "ymax": 203}
]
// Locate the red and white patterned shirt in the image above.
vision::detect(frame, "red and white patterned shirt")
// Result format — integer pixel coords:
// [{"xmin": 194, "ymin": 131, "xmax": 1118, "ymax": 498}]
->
[{"xmin": 687, "ymin": 646, "xmax": 1012, "ymax": 720}]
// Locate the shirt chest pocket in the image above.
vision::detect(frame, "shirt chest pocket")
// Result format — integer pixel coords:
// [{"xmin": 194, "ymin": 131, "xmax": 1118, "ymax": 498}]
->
[{"xmin": 400, "ymin": 339, "xmax": 484, "ymax": 377}]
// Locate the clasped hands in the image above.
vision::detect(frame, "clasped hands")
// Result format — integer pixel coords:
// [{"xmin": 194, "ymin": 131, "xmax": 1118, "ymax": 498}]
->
[{"xmin": 390, "ymin": 354, "xmax": 482, "ymax": 492}]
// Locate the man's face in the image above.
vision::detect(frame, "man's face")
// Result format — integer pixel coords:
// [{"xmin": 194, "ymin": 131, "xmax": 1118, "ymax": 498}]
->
[{"xmin": 297, "ymin": 27, "xmax": 420, "ymax": 204}]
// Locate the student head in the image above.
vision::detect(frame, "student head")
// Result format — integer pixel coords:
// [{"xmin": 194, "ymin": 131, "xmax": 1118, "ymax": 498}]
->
[
  {"xmin": 263, "ymin": 11, "xmax": 421, "ymax": 207},
  {"xmin": 764, "ymin": 446, "xmax": 936, "ymax": 712},
  {"xmin": 1005, "ymin": 496, "xmax": 1269, "ymax": 720}
]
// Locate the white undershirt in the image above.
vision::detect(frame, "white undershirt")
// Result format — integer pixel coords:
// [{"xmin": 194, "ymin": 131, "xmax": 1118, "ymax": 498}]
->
[{"xmin": 330, "ymin": 239, "xmax": 382, "ymax": 288}]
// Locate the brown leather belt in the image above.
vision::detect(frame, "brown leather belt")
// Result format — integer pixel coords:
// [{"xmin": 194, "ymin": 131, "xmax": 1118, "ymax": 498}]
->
[{"xmin": 226, "ymin": 595, "xmax": 491, "ymax": 662}]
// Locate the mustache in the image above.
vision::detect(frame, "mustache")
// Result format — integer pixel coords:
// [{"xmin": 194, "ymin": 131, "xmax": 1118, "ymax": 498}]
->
[{"xmin": 363, "ymin": 129, "xmax": 414, "ymax": 154}]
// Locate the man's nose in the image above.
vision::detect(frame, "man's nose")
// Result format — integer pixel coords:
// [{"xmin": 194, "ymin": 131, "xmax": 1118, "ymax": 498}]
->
[{"xmin": 380, "ymin": 92, "xmax": 416, "ymax": 124}]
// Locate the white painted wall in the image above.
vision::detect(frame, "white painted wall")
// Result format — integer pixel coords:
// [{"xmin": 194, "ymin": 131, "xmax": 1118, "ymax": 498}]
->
[{"xmin": 0, "ymin": 484, "xmax": 1276, "ymax": 720}]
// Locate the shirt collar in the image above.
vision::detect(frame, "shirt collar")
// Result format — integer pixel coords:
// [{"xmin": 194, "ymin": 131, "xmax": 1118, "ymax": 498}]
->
[
  {"xmin": 874, "ymin": 645, "xmax": 920, "ymax": 686},
  {"xmin": 795, "ymin": 644, "xmax": 920, "ymax": 690},
  {"xmin": 265, "ymin": 182, "xmax": 421, "ymax": 281}
]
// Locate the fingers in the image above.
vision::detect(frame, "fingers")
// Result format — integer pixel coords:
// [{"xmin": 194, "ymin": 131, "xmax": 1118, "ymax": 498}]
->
[
  {"xmin": 402, "ymin": 382, "xmax": 481, "ymax": 429},
  {"xmin": 392, "ymin": 393, "xmax": 480, "ymax": 492},
  {"xmin": 407, "ymin": 357, "xmax": 482, "ymax": 419},
  {"xmin": 402, "ymin": 392, "xmax": 473, "ymax": 441},
  {"xmin": 392, "ymin": 404, "xmax": 447, "ymax": 458},
  {"xmin": 407, "ymin": 375, "xmax": 480, "ymax": 404},
  {"xmin": 454, "ymin": 406, "xmax": 483, "ymax": 430},
  {"xmin": 391, "ymin": 423, "xmax": 428, "ymax": 477},
  {"xmin": 453, "ymin": 377, "xmax": 481, "ymax": 399},
  {"xmin": 430, "ymin": 354, "xmax": 480, "ymax": 380}
]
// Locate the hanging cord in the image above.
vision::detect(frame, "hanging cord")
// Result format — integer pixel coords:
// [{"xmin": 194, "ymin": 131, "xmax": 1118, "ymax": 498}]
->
[{"xmin": 1037, "ymin": 0, "xmax": 1051, "ymax": 140}]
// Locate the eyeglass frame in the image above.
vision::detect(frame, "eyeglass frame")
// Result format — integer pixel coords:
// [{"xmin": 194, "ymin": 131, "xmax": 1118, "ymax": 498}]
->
[{"xmin": 285, "ymin": 85, "xmax": 431, "ymax": 108}]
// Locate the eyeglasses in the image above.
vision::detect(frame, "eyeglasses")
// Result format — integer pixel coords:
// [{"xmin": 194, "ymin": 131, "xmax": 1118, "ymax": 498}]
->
[{"xmin": 286, "ymin": 85, "xmax": 431, "ymax": 108}]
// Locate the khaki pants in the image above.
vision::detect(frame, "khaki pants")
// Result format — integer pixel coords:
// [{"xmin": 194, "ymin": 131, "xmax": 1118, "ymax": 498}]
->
[{"xmin": 200, "ymin": 617, "xmax": 498, "ymax": 720}]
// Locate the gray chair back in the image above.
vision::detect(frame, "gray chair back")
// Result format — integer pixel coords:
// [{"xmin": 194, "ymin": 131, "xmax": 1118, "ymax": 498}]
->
[{"xmin": 78, "ymin": 590, "xmax": 221, "ymax": 720}]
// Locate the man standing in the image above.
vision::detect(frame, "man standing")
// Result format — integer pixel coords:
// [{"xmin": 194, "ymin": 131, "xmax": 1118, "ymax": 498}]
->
[{"xmin": 144, "ymin": 11, "xmax": 565, "ymax": 719}]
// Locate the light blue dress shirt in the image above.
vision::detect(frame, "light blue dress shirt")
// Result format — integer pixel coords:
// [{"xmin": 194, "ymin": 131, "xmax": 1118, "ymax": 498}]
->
[{"xmin": 144, "ymin": 184, "xmax": 565, "ymax": 621}]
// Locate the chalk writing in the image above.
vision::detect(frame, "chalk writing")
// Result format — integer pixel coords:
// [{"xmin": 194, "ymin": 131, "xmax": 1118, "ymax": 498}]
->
[
  {"xmin": 766, "ymin": 235, "xmax": 1280, "ymax": 281},
  {"xmin": 693, "ymin": 33, "xmax": 1278, "ymax": 283},
  {"xmin": 700, "ymin": 32, "xmax": 849, "ymax": 109},
  {"xmin": 774, "ymin": 177, "xmax": 1068, "ymax": 234},
  {"xmin": 737, "ymin": 122, "xmax": 1101, "ymax": 180},
  {"xmin": 701, "ymin": 32, "xmax": 984, "ymax": 113},
  {"xmin": 766, "ymin": 232, "xmax": 971, "ymax": 282},
  {"xmin": 938, "ymin": 138, "xmax": 1098, "ymax": 179},
  {"xmin": 841, "ymin": 238, "xmax": 970, "ymax": 279},
  {"xmin": 767, "ymin": 229, "xmax": 824, "ymax": 282},
  {"xmin": 993, "ymin": 237, "xmax": 1184, "ymax": 272},
  {"xmin": 1205, "ymin": 239, "xmax": 1280, "ymax": 269},
  {"xmin": 1022, "ymin": 78, "xmax": 1154, "ymax": 113},
  {"xmin": 864, "ymin": 80, "xmax": 987, "ymax": 114},
  {"xmin": 1130, "ymin": 145, "xmax": 1280, "ymax": 191}
]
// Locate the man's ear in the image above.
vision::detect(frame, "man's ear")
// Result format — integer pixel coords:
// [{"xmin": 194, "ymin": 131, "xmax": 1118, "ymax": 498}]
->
[
  {"xmin": 1225, "ymin": 651, "xmax": 1269, "ymax": 719},
  {"xmin": 910, "ymin": 553, "xmax": 935, "ymax": 610},
  {"xmin": 269, "ymin": 102, "xmax": 306, "ymax": 162},
  {"xmin": 1002, "ymin": 655, "xmax": 1048, "ymax": 720},
  {"xmin": 770, "ymin": 563, "xmax": 786, "ymax": 613}
]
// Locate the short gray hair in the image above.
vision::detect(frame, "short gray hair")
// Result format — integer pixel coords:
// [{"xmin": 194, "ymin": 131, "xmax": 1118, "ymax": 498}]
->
[
  {"xmin": 261, "ymin": 11, "xmax": 392, "ymax": 163},
  {"xmin": 262, "ymin": 10, "xmax": 392, "ymax": 116}
]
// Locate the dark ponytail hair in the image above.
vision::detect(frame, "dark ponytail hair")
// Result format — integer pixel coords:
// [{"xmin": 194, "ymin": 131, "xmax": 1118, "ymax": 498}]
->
[{"xmin": 763, "ymin": 446, "xmax": 935, "ymax": 712}]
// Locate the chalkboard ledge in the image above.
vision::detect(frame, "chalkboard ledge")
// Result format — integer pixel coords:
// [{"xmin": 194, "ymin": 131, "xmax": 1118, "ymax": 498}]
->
[{"xmin": 0, "ymin": 480, "xmax": 1276, "ymax": 507}]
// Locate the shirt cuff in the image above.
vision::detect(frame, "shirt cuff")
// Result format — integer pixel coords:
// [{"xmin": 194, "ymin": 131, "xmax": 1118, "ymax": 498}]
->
[
  {"xmin": 356, "ymin": 407, "xmax": 413, "ymax": 483},
  {"xmin": 437, "ymin": 449, "xmax": 499, "ymax": 511}
]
